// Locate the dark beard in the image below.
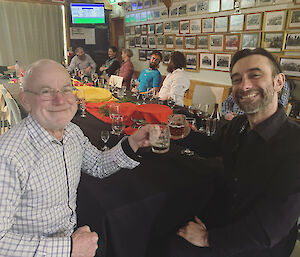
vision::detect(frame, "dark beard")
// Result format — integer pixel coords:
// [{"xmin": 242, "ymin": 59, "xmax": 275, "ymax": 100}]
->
[{"xmin": 149, "ymin": 62, "xmax": 158, "ymax": 69}]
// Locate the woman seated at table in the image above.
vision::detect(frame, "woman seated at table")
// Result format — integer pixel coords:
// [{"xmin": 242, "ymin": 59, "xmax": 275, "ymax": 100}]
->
[
  {"xmin": 155, "ymin": 51, "xmax": 190, "ymax": 106},
  {"xmin": 99, "ymin": 46, "xmax": 120, "ymax": 77},
  {"xmin": 118, "ymin": 49, "xmax": 134, "ymax": 89}
]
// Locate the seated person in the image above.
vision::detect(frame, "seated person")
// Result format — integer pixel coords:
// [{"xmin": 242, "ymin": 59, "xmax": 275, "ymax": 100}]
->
[
  {"xmin": 222, "ymin": 81, "xmax": 290, "ymax": 120},
  {"xmin": 67, "ymin": 47, "xmax": 96, "ymax": 76},
  {"xmin": 155, "ymin": 51, "xmax": 190, "ymax": 106},
  {"xmin": 134, "ymin": 50, "xmax": 162, "ymax": 93},
  {"xmin": 99, "ymin": 46, "xmax": 120, "ymax": 77},
  {"xmin": 0, "ymin": 65, "xmax": 16, "ymax": 76},
  {"xmin": 118, "ymin": 49, "xmax": 134, "ymax": 89}
]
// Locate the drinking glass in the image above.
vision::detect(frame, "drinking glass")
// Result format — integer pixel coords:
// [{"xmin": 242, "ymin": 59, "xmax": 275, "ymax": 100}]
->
[
  {"xmin": 168, "ymin": 114, "xmax": 186, "ymax": 140},
  {"xmin": 78, "ymin": 70, "xmax": 85, "ymax": 82},
  {"xmin": 75, "ymin": 87, "xmax": 86, "ymax": 118},
  {"xmin": 167, "ymin": 97, "xmax": 176, "ymax": 109},
  {"xmin": 141, "ymin": 92, "xmax": 147, "ymax": 104},
  {"xmin": 198, "ymin": 104, "xmax": 210, "ymax": 133},
  {"xmin": 108, "ymin": 102, "xmax": 120, "ymax": 120},
  {"xmin": 181, "ymin": 117, "xmax": 196, "ymax": 156},
  {"xmin": 100, "ymin": 130, "xmax": 110, "ymax": 151},
  {"xmin": 91, "ymin": 73, "xmax": 98, "ymax": 86},
  {"xmin": 111, "ymin": 115, "xmax": 125, "ymax": 136},
  {"xmin": 149, "ymin": 124, "xmax": 170, "ymax": 154},
  {"xmin": 84, "ymin": 76, "xmax": 89, "ymax": 85}
]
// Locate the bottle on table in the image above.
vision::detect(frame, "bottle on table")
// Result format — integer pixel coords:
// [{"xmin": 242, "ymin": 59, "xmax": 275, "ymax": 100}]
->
[
  {"xmin": 206, "ymin": 103, "xmax": 221, "ymax": 136},
  {"xmin": 15, "ymin": 60, "xmax": 21, "ymax": 78}
]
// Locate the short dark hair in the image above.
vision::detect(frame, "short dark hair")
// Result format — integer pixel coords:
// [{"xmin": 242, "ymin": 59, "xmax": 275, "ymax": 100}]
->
[
  {"xmin": 151, "ymin": 50, "xmax": 162, "ymax": 61},
  {"xmin": 170, "ymin": 51, "xmax": 186, "ymax": 69},
  {"xmin": 230, "ymin": 48, "xmax": 282, "ymax": 77},
  {"xmin": 109, "ymin": 46, "xmax": 118, "ymax": 53}
]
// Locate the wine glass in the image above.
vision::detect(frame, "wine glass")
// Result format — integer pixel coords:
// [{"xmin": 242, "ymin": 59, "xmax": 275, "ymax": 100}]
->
[
  {"xmin": 111, "ymin": 115, "xmax": 125, "ymax": 136},
  {"xmin": 108, "ymin": 102, "xmax": 120, "ymax": 120},
  {"xmin": 180, "ymin": 117, "xmax": 196, "ymax": 156},
  {"xmin": 141, "ymin": 92, "xmax": 147, "ymax": 104},
  {"xmin": 100, "ymin": 130, "xmax": 110, "ymax": 151},
  {"xmin": 84, "ymin": 76, "xmax": 89, "ymax": 85},
  {"xmin": 198, "ymin": 104, "xmax": 209, "ymax": 133},
  {"xmin": 78, "ymin": 70, "xmax": 84, "ymax": 82},
  {"xmin": 75, "ymin": 87, "xmax": 86, "ymax": 118},
  {"xmin": 167, "ymin": 97, "xmax": 176, "ymax": 109},
  {"xmin": 91, "ymin": 73, "xmax": 98, "ymax": 86}
]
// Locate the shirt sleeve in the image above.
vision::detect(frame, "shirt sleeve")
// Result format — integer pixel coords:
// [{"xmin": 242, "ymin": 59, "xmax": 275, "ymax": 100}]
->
[
  {"xmin": 67, "ymin": 57, "xmax": 76, "ymax": 72},
  {"xmin": 169, "ymin": 72, "xmax": 190, "ymax": 98},
  {"xmin": 221, "ymin": 93, "xmax": 235, "ymax": 116},
  {"xmin": 106, "ymin": 60, "xmax": 120, "ymax": 76},
  {"xmin": 87, "ymin": 55, "xmax": 96, "ymax": 70},
  {"xmin": 119, "ymin": 62, "xmax": 134, "ymax": 84},
  {"xmin": 152, "ymin": 71, "xmax": 162, "ymax": 88},
  {"xmin": 0, "ymin": 155, "xmax": 72, "ymax": 256}
]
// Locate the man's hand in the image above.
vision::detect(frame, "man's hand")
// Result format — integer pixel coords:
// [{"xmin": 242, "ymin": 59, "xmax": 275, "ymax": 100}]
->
[
  {"xmin": 85, "ymin": 66, "xmax": 91, "ymax": 74},
  {"xmin": 177, "ymin": 216, "xmax": 209, "ymax": 247},
  {"xmin": 225, "ymin": 112, "xmax": 237, "ymax": 121},
  {"xmin": 71, "ymin": 226, "xmax": 98, "ymax": 257},
  {"xmin": 99, "ymin": 66, "xmax": 107, "ymax": 72},
  {"xmin": 128, "ymin": 124, "xmax": 151, "ymax": 152}
]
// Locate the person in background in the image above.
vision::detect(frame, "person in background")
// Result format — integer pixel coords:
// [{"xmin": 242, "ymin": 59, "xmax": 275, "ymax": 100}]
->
[
  {"xmin": 118, "ymin": 49, "xmax": 134, "ymax": 89},
  {"xmin": 67, "ymin": 47, "xmax": 96, "ymax": 76},
  {"xmin": 0, "ymin": 59, "xmax": 151, "ymax": 256},
  {"xmin": 222, "ymin": 81, "xmax": 290, "ymax": 120},
  {"xmin": 155, "ymin": 51, "xmax": 190, "ymax": 106},
  {"xmin": 0, "ymin": 65, "xmax": 16, "ymax": 76},
  {"xmin": 99, "ymin": 46, "xmax": 120, "ymax": 77},
  {"xmin": 166, "ymin": 48, "xmax": 300, "ymax": 257},
  {"xmin": 133, "ymin": 50, "xmax": 162, "ymax": 93}
]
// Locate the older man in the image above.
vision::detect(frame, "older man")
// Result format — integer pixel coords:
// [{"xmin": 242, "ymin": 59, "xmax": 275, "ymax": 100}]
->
[
  {"xmin": 167, "ymin": 48, "xmax": 300, "ymax": 257},
  {"xmin": 0, "ymin": 59, "xmax": 150, "ymax": 256}
]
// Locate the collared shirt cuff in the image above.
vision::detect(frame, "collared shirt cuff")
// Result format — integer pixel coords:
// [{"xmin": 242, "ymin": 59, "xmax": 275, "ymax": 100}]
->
[{"xmin": 121, "ymin": 137, "xmax": 141, "ymax": 162}]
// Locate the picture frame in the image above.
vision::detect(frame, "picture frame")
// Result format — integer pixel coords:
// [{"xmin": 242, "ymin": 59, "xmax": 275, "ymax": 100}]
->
[
  {"xmin": 171, "ymin": 20, "xmax": 179, "ymax": 33},
  {"xmin": 214, "ymin": 16, "xmax": 228, "ymax": 32},
  {"xmin": 125, "ymin": 15, "xmax": 130, "ymax": 24},
  {"xmin": 153, "ymin": 10, "xmax": 160, "ymax": 19},
  {"xmin": 221, "ymin": 0, "xmax": 234, "ymax": 11},
  {"xmin": 179, "ymin": 4, "xmax": 187, "ymax": 16},
  {"xmin": 170, "ymin": 6, "xmax": 178, "ymax": 17},
  {"xmin": 263, "ymin": 10, "xmax": 286, "ymax": 32},
  {"xmin": 215, "ymin": 53, "xmax": 231, "ymax": 72},
  {"xmin": 155, "ymin": 23, "xmax": 164, "ymax": 35},
  {"xmin": 199, "ymin": 53, "xmax": 214, "ymax": 70},
  {"xmin": 135, "ymin": 36, "xmax": 141, "ymax": 47},
  {"xmin": 146, "ymin": 50, "xmax": 152, "ymax": 60},
  {"xmin": 225, "ymin": 34, "xmax": 240, "ymax": 51},
  {"xmin": 157, "ymin": 35, "xmax": 165, "ymax": 48},
  {"xmin": 284, "ymin": 32, "xmax": 300, "ymax": 51},
  {"xmin": 141, "ymin": 12, "xmax": 147, "ymax": 22},
  {"xmin": 151, "ymin": 0, "xmax": 158, "ymax": 7},
  {"xmin": 165, "ymin": 34, "xmax": 175, "ymax": 49},
  {"xmin": 209, "ymin": 34, "xmax": 224, "ymax": 51},
  {"xmin": 141, "ymin": 24, "xmax": 148, "ymax": 35},
  {"xmin": 160, "ymin": 8, "xmax": 168, "ymax": 18},
  {"xmin": 209, "ymin": 0, "xmax": 220, "ymax": 13},
  {"xmin": 135, "ymin": 25, "xmax": 141, "ymax": 35},
  {"xmin": 126, "ymin": 3, "xmax": 132, "ymax": 12},
  {"xmin": 129, "ymin": 37, "xmax": 135, "ymax": 48},
  {"xmin": 163, "ymin": 50, "xmax": 173, "ymax": 64},
  {"xmin": 197, "ymin": 0, "xmax": 209, "ymax": 13},
  {"xmin": 148, "ymin": 23, "xmax": 155, "ymax": 34},
  {"xmin": 175, "ymin": 36, "xmax": 184, "ymax": 48},
  {"xmin": 164, "ymin": 21, "xmax": 172, "ymax": 33},
  {"xmin": 185, "ymin": 52, "xmax": 199, "ymax": 71},
  {"xmin": 261, "ymin": 32, "xmax": 284, "ymax": 52},
  {"xmin": 187, "ymin": 3, "xmax": 197, "ymax": 15},
  {"xmin": 143, "ymin": 0, "xmax": 151, "ymax": 8},
  {"xmin": 141, "ymin": 35, "xmax": 148, "ymax": 48},
  {"xmin": 131, "ymin": 2, "xmax": 137, "ymax": 11},
  {"xmin": 130, "ymin": 26, "xmax": 135, "ymax": 35},
  {"xmin": 295, "ymin": 0, "xmax": 300, "ymax": 4},
  {"xmin": 135, "ymin": 13, "xmax": 141, "ymax": 22},
  {"xmin": 257, "ymin": 0, "xmax": 272, "ymax": 5},
  {"xmin": 190, "ymin": 19, "xmax": 202, "ymax": 34},
  {"xmin": 125, "ymin": 26, "xmax": 130, "ymax": 35},
  {"xmin": 148, "ymin": 35, "xmax": 157, "ymax": 48},
  {"xmin": 245, "ymin": 13, "xmax": 263, "ymax": 31},
  {"xmin": 230, "ymin": 14, "xmax": 245, "ymax": 32},
  {"xmin": 146, "ymin": 10, "xmax": 154, "ymax": 21},
  {"xmin": 197, "ymin": 35, "xmax": 209, "ymax": 50},
  {"xmin": 240, "ymin": 0, "xmax": 256, "ymax": 8},
  {"xmin": 185, "ymin": 36, "xmax": 197, "ymax": 49},
  {"xmin": 287, "ymin": 9, "xmax": 300, "ymax": 29},
  {"xmin": 241, "ymin": 32, "xmax": 261, "ymax": 49},
  {"xmin": 179, "ymin": 20, "xmax": 190, "ymax": 34},
  {"xmin": 130, "ymin": 13, "xmax": 136, "ymax": 22},
  {"xmin": 280, "ymin": 56, "xmax": 300, "ymax": 79},
  {"xmin": 202, "ymin": 18, "xmax": 214, "ymax": 33},
  {"xmin": 137, "ymin": 0, "xmax": 143, "ymax": 10}
]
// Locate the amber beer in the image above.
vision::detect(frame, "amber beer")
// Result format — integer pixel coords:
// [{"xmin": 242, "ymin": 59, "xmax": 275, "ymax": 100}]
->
[{"xmin": 168, "ymin": 114, "xmax": 186, "ymax": 139}]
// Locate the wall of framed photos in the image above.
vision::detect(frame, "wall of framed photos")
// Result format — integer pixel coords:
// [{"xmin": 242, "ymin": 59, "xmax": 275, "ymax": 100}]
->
[{"xmin": 118, "ymin": 0, "xmax": 300, "ymax": 89}]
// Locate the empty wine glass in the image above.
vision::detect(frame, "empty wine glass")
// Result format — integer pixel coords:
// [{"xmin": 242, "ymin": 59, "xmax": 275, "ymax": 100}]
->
[
  {"xmin": 181, "ymin": 117, "xmax": 196, "ymax": 156},
  {"xmin": 84, "ymin": 76, "xmax": 89, "ymax": 85},
  {"xmin": 198, "ymin": 104, "xmax": 210, "ymax": 133},
  {"xmin": 108, "ymin": 102, "xmax": 120, "ymax": 120},
  {"xmin": 75, "ymin": 87, "xmax": 86, "ymax": 118},
  {"xmin": 167, "ymin": 97, "xmax": 176, "ymax": 109},
  {"xmin": 111, "ymin": 115, "xmax": 125, "ymax": 136},
  {"xmin": 100, "ymin": 130, "xmax": 110, "ymax": 151},
  {"xmin": 141, "ymin": 92, "xmax": 147, "ymax": 104},
  {"xmin": 78, "ymin": 70, "xmax": 84, "ymax": 82},
  {"xmin": 91, "ymin": 73, "xmax": 98, "ymax": 85}
]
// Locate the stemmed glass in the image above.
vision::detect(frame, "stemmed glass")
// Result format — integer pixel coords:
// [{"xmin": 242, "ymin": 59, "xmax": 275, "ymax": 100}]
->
[
  {"xmin": 167, "ymin": 97, "xmax": 176, "ymax": 109},
  {"xmin": 111, "ymin": 115, "xmax": 125, "ymax": 136},
  {"xmin": 91, "ymin": 73, "xmax": 98, "ymax": 86},
  {"xmin": 108, "ymin": 102, "xmax": 120, "ymax": 120},
  {"xmin": 78, "ymin": 70, "xmax": 85, "ymax": 82},
  {"xmin": 198, "ymin": 104, "xmax": 210, "ymax": 134},
  {"xmin": 75, "ymin": 87, "xmax": 86, "ymax": 118},
  {"xmin": 141, "ymin": 92, "xmax": 147, "ymax": 104},
  {"xmin": 180, "ymin": 117, "xmax": 196, "ymax": 156},
  {"xmin": 100, "ymin": 130, "xmax": 110, "ymax": 151},
  {"xmin": 84, "ymin": 76, "xmax": 89, "ymax": 85}
]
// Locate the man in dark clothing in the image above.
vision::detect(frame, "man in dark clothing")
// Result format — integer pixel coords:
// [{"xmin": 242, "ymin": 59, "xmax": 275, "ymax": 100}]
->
[
  {"xmin": 99, "ymin": 46, "xmax": 120, "ymax": 77},
  {"xmin": 167, "ymin": 48, "xmax": 300, "ymax": 257}
]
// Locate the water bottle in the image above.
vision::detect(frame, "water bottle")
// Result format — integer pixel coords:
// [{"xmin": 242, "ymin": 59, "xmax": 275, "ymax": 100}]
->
[{"xmin": 206, "ymin": 103, "xmax": 221, "ymax": 136}]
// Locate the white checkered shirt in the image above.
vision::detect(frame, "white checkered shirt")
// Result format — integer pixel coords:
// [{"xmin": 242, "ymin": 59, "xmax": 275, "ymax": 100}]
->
[{"xmin": 0, "ymin": 115, "xmax": 139, "ymax": 256}]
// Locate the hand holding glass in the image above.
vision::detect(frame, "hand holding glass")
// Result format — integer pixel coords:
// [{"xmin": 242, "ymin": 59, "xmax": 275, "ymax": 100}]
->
[{"xmin": 149, "ymin": 124, "xmax": 170, "ymax": 154}]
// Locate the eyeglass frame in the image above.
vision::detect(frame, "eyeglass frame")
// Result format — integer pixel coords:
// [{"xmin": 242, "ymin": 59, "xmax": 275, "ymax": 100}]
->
[{"xmin": 22, "ymin": 85, "xmax": 76, "ymax": 100}]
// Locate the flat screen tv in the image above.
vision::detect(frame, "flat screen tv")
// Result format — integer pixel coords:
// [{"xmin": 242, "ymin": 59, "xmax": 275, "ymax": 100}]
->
[{"xmin": 70, "ymin": 3, "xmax": 105, "ymax": 24}]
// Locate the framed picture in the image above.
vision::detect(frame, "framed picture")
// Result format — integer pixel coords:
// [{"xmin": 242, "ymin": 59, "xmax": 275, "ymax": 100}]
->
[
  {"xmin": 164, "ymin": 21, "xmax": 172, "ymax": 33},
  {"xmin": 141, "ymin": 24, "xmax": 148, "ymax": 34},
  {"xmin": 171, "ymin": 20, "xmax": 179, "ymax": 33},
  {"xmin": 221, "ymin": 0, "xmax": 234, "ymax": 11},
  {"xmin": 126, "ymin": 3, "xmax": 132, "ymax": 12},
  {"xmin": 136, "ymin": 13, "xmax": 141, "ymax": 22},
  {"xmin": 148, "ymin": 36, "xmax": 157, "ymax": 48},
  {"xmin": 197, "ymin": 0, "xmax": 209, "ymax": 13},
  {"xmin": 187, "ymin": 3, "xmax": 197, "ymax": 15},
  {"xmin": 245, "ymin": 13, "xmax": 263, "ymax": 31},
  {"xmin": 241, "ymin": 32, "xmax": 261, "ymax": 49},
  {"xmin": 200, "ymin": 53, "xmax": 214, "ymax": 70},
  {"xmin": 175, "ymin": 36, "xmax": 184, "ymax": 48},
  {"xmin": 151, "ymin": 0, "xmax": 158, "ymax": 7},
  {"xmin": 275, "ymin": 0, "xmax": 293, "ymax": 3},
  {"xmin": 215, "ymin": 53, "xmax": 231, "ymax": 72},
  {"xmin": 262, "ymin": 32, "xmax": 284, "ymax": 52},
  {"xmin": 137, "ymin": 0, "xmax": 143, "ymax": 10},
  {"xmin": 146, "ymin": 50, "xmax": 152, "ymax": 60},
  {"xmin": 295, "ymin": 0, "xmax": 300, "ymax": 4},
  {"xmin": 163, "ymin": 50, "xmax": 173, "ymax": 64},
  {"xmin": 148, "ymin": 24, "xmax": 155, "ymax": 34},
  {"xmin": 285, "ymin": 32, "xmax": 300, "ymax": 51},
  {"xmin": 155, "ymin": 23, "xmax": 164, "ymax": 34},
  {"xmin": 185, "ymin": 36, "xmax": 197, "ymax": 49},
  {"xmin": 157, "ymin": 35, "xmax": 165, "ymax": 48},
  {"xmin": 160, "ymin": 8, "xmax": 168, "ymax": 18},
  {"xmin": 202, "ymin": 18, "xmax": 214, "ymax": 33},
  {"xmin": 214, "ymin": 16, "xmax": 228, "ymax": 32},
  {"xmin": 141, "ymin": 35, "xmax": 148, "ymax": 48},
  {"xmin": 287, "ymin": 9, "xmax": 300, "ymax": 29},
  {"xmin": 197, "ymin": 35, "xmax": 209, "ymax": 49},
  {"xmin": 170, "ymin": 6, "xmax": 178, "ymax": 17},
  {"xmin": 165, "ymin": 35, "xmax": 175, "ymax": 48},
  {"xmin": 130, "ymin": 26, "xmax": 135, "ymax": 35},
  {"xmin": 125, "ymin": 26, "xmax": 130, "ymax": 35},
  {"xmin": 209, "ymin": 0, "xmax": 220, "ymax": 13},
  {"xmin": 280, "ymin": 57, "xmax": 300, "ymax": 78},
  {"xmin": 185, "ymin": 52, "xmax": 199, "ymax": 71},
  {"xmin": 190, "ymin": 19, "xmax": 202, "ymax": 34},
  {"xmin": 240, "ymin": 0, "xmax": 256, "ymax": 8},
  {"xmin": 179, "ymin": 20, "xmax": 190, "ymax": 34},
  {"xmin": 144, "ymin": 0, "xmax": 151, "ymax": 8},
  {"xmin": 179, "ymin": 4, "xmax": 187, "ymax": 16},
  {"xmin": 230, "ymin": 14, "xmax": 244, "ymax": 31},
  {"xmin": 225, "ymin": 34, "xmax": 240, "ymax": 51},
  {"xmin": 129, "ymin": 37, "xmax": 135, "ymax": 48},
  {"xmin": 257, "ymin": 0, "xmax": 272, "ymax": 5},
  {"xmin": 209, "ymin": 34, "xmax": 224, "ymax": 51},
  {"xmin": 141, "ymin": 12, "xmax": 147, "ymax": 22},
  {"xmin": 146, "ymin": 10, "xmax": 153, "ymax": 21},
  {"xmin": 135, "ymin": 36, "xmax": 141, "ymax": 47},
  {"xmin": 153, "ymin": 10, "xmax": 160, "ymax": 19},
  {"xmin": 130, "ymin": 14, "xmax": 136, "ymax": 23},
  {"xmin": 132, "ymin": 2, "xmax": 137, "ymax": 11},
  {"xmin": 263, "ymin": 10, "xmax": 286, "ymax": 32},
  {"xmin": 135, "ymin": 25, "xmax": 141, "ymax": 35}
]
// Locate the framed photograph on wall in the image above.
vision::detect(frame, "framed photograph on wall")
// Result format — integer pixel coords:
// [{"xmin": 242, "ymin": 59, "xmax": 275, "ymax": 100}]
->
[
  {"xmin": 171, "ymin": 20, "xmax": 179, "ymax": 33},
  {"xmin": 135, "ymin": 25, "xmax": 141, "ymax": 35},
  {"xmin": 144, "ymin": 0, "xmax": 151, "ymax": 8},
  {"xmin": 209, "ymin": 34, "xmax": 224, "ymax": 51},
  {"xmin": 287, "ymin": 9, "xmax": 300, "ymax": 29},
  {"xmin": 132, "ymin": 2, "xmax": 137, "ymax": 11},
  {"xmin": 197, "ymin": 35, "xmax": 209, "ymax": 49},
  {"xmin": 241, "ymin": 32, "xmax": 261, "ymax": 49},
  {"xmin": 221, "ymin": 0, "xmax": 234, "ymax": 11},
  {"xmin": 148, "ymin": 36, "xmax": 157, "ymax": 48},
  {"xmin": 280, "ymin": 56, "xmax": 300, "ymax": 78},
  {"xmin": 170, "ymin": 6, "xmax": 178, "ymax": 17},
  {"xmin": 157, "ymin": 35, "xmax": 165, "ymax": 48},
  {"xmin": 160, "ymin": 8, "xmax": 168, "ymax": 18},
  {"xmin": 263, "ymin": 10, "xmax": 286, "ymax": 32},
  {"xmin": 240, "ymin": 0, "xmax": 256, "ymax": 8},
  {"xmin": 141, "ymin": 24, "xmax": 148, "ymax": 34},
  {"xmin": 197, "ymin": 0, "xmax": 209, "ymax": 13},
  {"xmin": 202, "ymin": 18, "xmax": 214, "ymax": 33},
  {"xmin": 163, "ymin": 50, "xmax": 173, "ymax": 64},
  {"xmin": 135, "ymin": 36, "xmax": 141, "ymax": 47},
  {"xmin": 245, "ymin": 13, "xmax": 263, "ymax": 31},
  {"xmin": 199, "ymin": 53, "xmax": 214, "ymax": 70},
  {"xmin": 130, "ymin": 14, "xmax": 136, "ymax": 23},
  {"xmin": 125, "ymin": 26, "xmax": 130, "ymax": 35},
  {"xmin": 129, "ymin": 37, "xmax": 135, "ymax": 48},
  {"xmin": 141, "ymin": 12, "xmax": 147, "ymax": 22},
  {"xmin": 148, "ymin": 23, "xmax": 155, "ymax": 34},
  {"xmin": 214, "ymin": 16, "xmax": 228, "ymax": 32},
  {"xmin": 136, "ymin": 13, "xmax": 141, "ymax": 22},
  {"xmin": 190, "ymin": 19, "xmax": 202, "ymax": 34},
  {"xmin": 165, "ymin": 35, "xmax": 175, "ymax": 48},
  {"xmin": 257, "ymin": 0, "xmax": 272, "ymax": 5},
  {"xmin": 147, "ymin": 10, "xmax": 154, "ymax": 21},
  {"xmin": 175, "ymin": 36, "xmax": 184, "ymax": 48},
  {"xmin": 209, "ymin": 0, "xmax": 220, "ymax": 13},
  {"xmin": 141, "ymin": 35, "xmax": 148, "ymax": 48},
  {"xmin": 179, "ymin": 4, "xmax": 187, "ymax": 16},
  {"xmin": 185, "ymin": 52, "xmax": 199, "ymax": 71},
  {"xmin": 285, "ymin": 32, "xmax": 300, "ymax": 51},
  {"xmin": 155, "ymin": 23, "xmax": 164, "ymax": 34},
  {"xmin": 230, "ymin": 14, "xmax": 244, "ymax": 31},
  {"xmin": 151, "ymin": 0, "xmax": 158, "ymax": 7},
  {"xmin": 225, "ymin": 34, "xmax": 240, "ymax": 51},
  {"xmin": 146, "ymin": 50, "xmax": 153, "ymax": 60},
  {"xmin": 187, "ymin": 3, "xmax": 197, "ymax": 15},
  {"xmin": 137, "ymin": 0, "xmax": 143, "ymax": 10},
  {"xmin": 215, "ymin": 53, "xmax": 231, "ymax": 72},
  {"xmin": 179, "ymin": 20, "xmax": 190, "ymax": 34},
  {"xmin": 153, "ymin": 10, "xmax": 160, "ymax": 19},
  {"xmin": 185, "ymin": 36, "xmax": 197, "ymax": 49},
  {"xmin": 261, "ymin": 32, "xmax": 284, "ymax": 52},
  {"xmin": 164, "ymin": 21, "xmax": 172, "ymax": 33},
  {"xmin": 130, "ymin": 26, "xmax": 135, "ymax": 35}
]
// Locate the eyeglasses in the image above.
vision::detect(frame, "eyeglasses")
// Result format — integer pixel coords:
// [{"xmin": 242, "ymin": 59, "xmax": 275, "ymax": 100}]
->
[
  {"xmin": 150, "ymin": 56, "xmax": 160, "ymax": 63},
  {"xmin": 24, "ymin": 86, "xmax": 75, "ymax": 100}
]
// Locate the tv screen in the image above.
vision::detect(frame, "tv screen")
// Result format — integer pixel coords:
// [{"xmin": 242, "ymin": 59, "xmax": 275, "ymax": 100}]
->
[{"xmin": 70, "ymin": 3, "xmax": 105, "ymax": 24}]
